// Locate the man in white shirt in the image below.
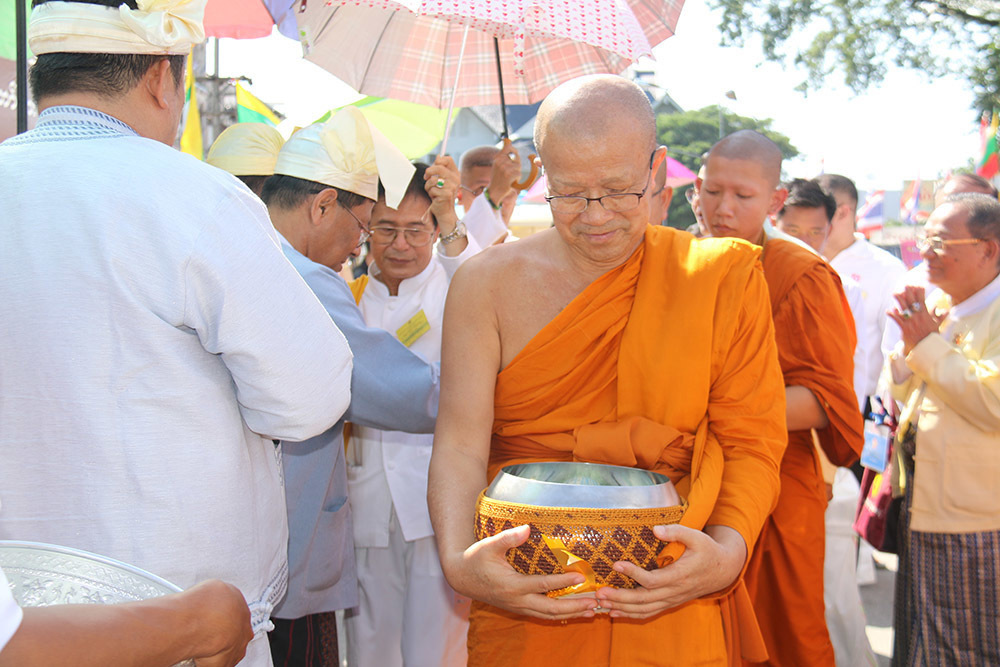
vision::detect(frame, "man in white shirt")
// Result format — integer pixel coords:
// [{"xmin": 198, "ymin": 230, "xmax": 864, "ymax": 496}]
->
[
  {"xmin": 345, "ymin": 159, "xmax": 479, "ymax": 667},
  {"xmin": 458, "ymin": 142, "xmax": 523, "ymax": 245},
  {"xmin": 0, "ymin": 3, "xmax": 353, "ymax": 665},
  {"xmin": 815, "ymin": 174, "xmax": 907, "ymax": 408}
]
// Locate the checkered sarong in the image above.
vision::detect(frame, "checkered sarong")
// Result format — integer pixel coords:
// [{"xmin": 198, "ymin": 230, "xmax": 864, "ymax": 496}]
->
[{"xmin": 893, "ymin": 487, "xmax": 1000, "ymax": 666}]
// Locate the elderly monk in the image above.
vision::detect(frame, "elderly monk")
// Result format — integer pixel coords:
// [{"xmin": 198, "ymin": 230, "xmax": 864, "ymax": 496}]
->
[
  {"xmin": 697, "ymin": 131, "xmax": 864, "ymax": 666},
  {"xmin": 428, "ymin": 75, "xmax": 788, "ymax": 666},
  {"xmin": 206, "ymin": 122, "xmax": 285, "ymax": 197}
]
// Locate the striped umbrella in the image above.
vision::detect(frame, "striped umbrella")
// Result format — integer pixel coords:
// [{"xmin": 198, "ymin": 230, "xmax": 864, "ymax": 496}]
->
[{"xmin": 298, "ymin": 0, "xmax": 684, "ymax": 144}]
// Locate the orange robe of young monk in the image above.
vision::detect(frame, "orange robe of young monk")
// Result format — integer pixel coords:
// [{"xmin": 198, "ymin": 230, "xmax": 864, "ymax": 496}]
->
[
  {"xmin": 468, "ymin": 226, "xmax": 788, "ymax": 666},
  {"xmin": 743, "ymin": 237, "xmax": 864, "ymax": 667}
]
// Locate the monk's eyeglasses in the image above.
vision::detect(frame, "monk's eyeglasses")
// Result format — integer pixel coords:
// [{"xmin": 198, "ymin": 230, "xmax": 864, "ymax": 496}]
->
[{"xmin": 544, "ymin": 151, "xmax": 657, "ymax": 215}]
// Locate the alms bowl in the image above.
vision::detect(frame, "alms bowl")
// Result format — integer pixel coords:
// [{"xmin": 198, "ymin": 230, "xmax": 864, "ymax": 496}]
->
[{"xmin": 474, "ymin": 462, "xmax": 685, "ymax": 589}]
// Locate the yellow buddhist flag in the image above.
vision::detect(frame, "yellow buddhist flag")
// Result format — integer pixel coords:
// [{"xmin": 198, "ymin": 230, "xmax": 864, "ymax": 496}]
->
[
  {"xmin": 180, "ymin": 56, "xmax": 203, "ymax": 159},
  {"xmin": 236, "ymin": 83, "xmax": 282, "ymax": 126}
]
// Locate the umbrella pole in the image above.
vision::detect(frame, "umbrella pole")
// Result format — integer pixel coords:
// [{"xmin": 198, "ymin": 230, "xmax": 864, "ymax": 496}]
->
[
  {"xmin": 492, "ymin": 37, "xmax": 508, "ymax": 139},
  {"xmin": 439, "ymin": 24, "xmax": 470, "ymax": 156},
  {"xmin": 16, "ymin": 0, "xmax": 28, "ymax": 134}
]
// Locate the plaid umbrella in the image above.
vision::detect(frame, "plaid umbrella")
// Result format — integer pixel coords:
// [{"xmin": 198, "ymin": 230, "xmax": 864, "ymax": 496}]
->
[{"xmin": 297, "ymin": 0, "xmax": 684, "ymax": 110}]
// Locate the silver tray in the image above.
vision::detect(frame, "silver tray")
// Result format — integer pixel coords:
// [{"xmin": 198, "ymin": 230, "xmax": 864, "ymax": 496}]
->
[
  {"xmin": 485, "ymin": 461, "xmax": 680, "ymax": 509},
  {"xmin": 0, "ymin": 540, "xmax": 194, "ymax": 666}
]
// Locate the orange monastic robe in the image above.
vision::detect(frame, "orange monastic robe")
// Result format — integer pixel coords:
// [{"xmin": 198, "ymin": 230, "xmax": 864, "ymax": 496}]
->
[
  {"xmin": 743, "ymin": 238, "xmax": 864, "ymax": 667},
  {"xmin": 469, "ymin": 226, "xmax": 788, "ymax": 666}
]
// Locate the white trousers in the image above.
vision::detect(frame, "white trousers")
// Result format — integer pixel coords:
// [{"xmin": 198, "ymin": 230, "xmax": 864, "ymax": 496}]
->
[
  {"xmin": 344, "ymin": 510, "xmax": 470, "ymax": 667},
  {"xmin": 824, "ymin": 467, "xmax": 878, "ymax": 667}
]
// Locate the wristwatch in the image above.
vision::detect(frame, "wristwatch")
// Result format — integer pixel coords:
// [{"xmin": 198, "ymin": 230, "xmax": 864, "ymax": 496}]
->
[{"xmin": 440, "ymin": 221, "xmax": 468, "ymax": 245}]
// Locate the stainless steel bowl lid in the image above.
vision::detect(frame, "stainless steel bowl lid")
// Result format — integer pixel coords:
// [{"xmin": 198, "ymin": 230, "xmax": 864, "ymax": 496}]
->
[
  {"xmin": 0, "ymin": 540, "xmax": 194, "ymax": 667},
  {"xmin": 484, "ymin": 461, "xmax": 680, "ymax": 509}
]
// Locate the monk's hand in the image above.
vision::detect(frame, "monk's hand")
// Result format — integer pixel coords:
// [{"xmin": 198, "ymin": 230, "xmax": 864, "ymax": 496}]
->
[
  {"xmin": 594, "ymin": 524, "xmax": 747, "ymax": 619},
  {"xmin": 887, "ymin": 285, "xmax": 947, "ymax": 356},
  {"xmin": 446, "ymin": 525, "xmax": 599, "ymax": 621}
]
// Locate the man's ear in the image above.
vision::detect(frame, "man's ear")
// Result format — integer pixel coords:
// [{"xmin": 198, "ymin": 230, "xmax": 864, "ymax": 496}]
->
[
  {"xmin": 311, "ymin": 188, "xmax": 339, "ymax": 226},
  {"xmin": 145, "ymin": 58, "xmax": 177, "ymax": 111},
  {"xmin": 768, "ymin": 187, "xmax": 789, "ymax": 217},
  {"xmin": 661, "ymin": 186, "xmax": 674, "ymax": 214}
]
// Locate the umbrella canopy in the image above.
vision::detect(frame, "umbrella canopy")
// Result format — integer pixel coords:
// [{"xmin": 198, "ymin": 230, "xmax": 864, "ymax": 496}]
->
[
  {"xmin": 298, "ymin": 0, "xmax": 684, "ymax": 109},
  {"xmin": 316, "ymin": 96, "xmax": 453, "ymax": 160},
  {"xmin": 203, "ymin": 0, "xmax": 300, "ymax": 40}
]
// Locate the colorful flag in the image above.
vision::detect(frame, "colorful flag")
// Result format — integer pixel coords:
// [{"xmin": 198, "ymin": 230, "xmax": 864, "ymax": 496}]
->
[
  {"xmin": 856, "ymin": 190, "xmax": 885, "ymax": 233},
  {"xmin": 901, "ymin": 178, "xmax": 923, "ymax": 224},
  {"xmin": 180, "ymin": 56, "xmax": 203, "ymax": 159},
  {"xmin": 977, "ymin": 110, "xmax": 999, "ymax": 179},
  {"xmin": 236, "ymin": 84, "xmax": 281, "ymax": 125}
]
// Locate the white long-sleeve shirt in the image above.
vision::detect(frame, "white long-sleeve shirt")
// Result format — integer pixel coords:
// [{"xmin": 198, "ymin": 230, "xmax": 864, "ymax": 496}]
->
[
  {"xmin": 0, "ymin": 568, "xmax": 21, "ymax": 655},
  {"xmin": 349, "ymin": 242, "xmax": 479, "ymax": 545},
  {"xmin": 830, "ymin": 235, "xmax": 907, "ymax": 398},
  {"xmin": 0, "ymin": 106, "xmax": 353, "ymax": 665}
]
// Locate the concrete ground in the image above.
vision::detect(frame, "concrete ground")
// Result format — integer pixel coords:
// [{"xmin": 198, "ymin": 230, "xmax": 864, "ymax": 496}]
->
[{"xmin": 862, "ymin": 550, "xmax": 898, "ymax": 667}]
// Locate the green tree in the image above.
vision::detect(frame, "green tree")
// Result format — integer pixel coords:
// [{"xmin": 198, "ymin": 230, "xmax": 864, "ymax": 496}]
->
[
  {"xmin": 659, "ymin": 106, "xmax": 799, "ymax": 230},
  {"xmin": 712, "ymin": 0, "xmax": 1000, "ymax": 115}
]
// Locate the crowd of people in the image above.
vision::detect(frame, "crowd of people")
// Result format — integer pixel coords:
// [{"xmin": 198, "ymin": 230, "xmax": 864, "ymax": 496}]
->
[{"xmin": 3, "ymin": 1, "xmax": 1000, "ymax": 667}]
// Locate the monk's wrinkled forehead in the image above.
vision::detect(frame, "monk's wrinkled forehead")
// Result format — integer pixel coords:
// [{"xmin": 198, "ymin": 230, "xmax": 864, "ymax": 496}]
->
[
  {"xmin": 535, "ymin": 75, "xmax": 655, "ymax": 158},
  {"xmin": 707, "ymin": 130, "xmax": 782, "ymax": 188}
]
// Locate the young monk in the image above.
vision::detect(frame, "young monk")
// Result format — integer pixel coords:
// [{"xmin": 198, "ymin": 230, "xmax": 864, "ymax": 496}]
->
[
  {"xmin": 428, "ymin": 75, "xmax": 788, "ymax": 666},
  {"xmin": 697, "ymin": 131, "xmax": 864, "ymax": 666}
]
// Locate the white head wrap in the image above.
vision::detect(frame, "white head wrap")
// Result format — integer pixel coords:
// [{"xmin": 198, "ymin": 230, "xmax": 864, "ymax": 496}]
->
[
  {"xmin": 29, "ymin": 0, "xmax": 206, "ymax": 56},
  {"xmin": 273, "ymin": 107, "xmax": 415, "ymax": 209},
  {"xmin": 207, "ymin": 123, "xmax": 285, "ymax": 177}
]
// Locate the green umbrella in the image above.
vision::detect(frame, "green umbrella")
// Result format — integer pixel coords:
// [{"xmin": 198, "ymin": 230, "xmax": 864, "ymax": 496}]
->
[
  {"xmin": 316, "ymin": 96, "xmax": 454, "ymax": 161},
  {"xmin": 0, "ymin": 1, "xmax": 32, "ymax": 62}
]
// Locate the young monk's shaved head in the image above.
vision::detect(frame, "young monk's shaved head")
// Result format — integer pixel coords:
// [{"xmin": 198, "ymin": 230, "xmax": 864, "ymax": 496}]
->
[
  {"xmin": 535, "ymin": 74, "xmax": 656, "ymax": 159},
  {"xmin": 708, "ymin": 130, "xmax": 783, "ymax": 188}
]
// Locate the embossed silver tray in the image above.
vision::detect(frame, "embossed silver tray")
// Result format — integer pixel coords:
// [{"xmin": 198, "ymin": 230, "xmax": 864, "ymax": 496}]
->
[
  {"xmin": 0, "ymin": 540, "xmax": 194, "ymax": 666},
  {"xmin": 485, "ymin": 461, "xmax": 680, "ymax": 509}
]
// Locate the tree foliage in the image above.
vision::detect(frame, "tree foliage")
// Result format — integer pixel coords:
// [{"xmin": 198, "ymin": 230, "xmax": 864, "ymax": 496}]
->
[
  {"xmin": 658, "ymin": 106, "xmax": 799, "ymax": 230},
  {"xmin": 712, "ymin": 0, "xmax": 1000, "ymax": 115}
]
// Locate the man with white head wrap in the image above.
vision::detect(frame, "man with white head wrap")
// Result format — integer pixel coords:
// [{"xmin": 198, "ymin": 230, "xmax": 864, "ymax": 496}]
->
[
  {"xmin": 0, "ymin": 2, "xmax": 354, "ymax": 665},
  {"xmin": 261, "ymin": 109, "xmax": 481, "ymax": 666},
  {"xmin": 207, "ymin": 122, "xmax": 285, "ymax": 197}
]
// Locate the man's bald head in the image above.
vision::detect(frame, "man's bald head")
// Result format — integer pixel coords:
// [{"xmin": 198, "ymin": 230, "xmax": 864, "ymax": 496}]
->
[
  {"xmin": 707, "ymin": 130, "xmax": 783, "ymax": 188},
  {"xmin": 460, "ymin": 145, "xmax": 500, "ymax": 178},
  {"xmin": 935, "ymin": 173, "xmax": 999, "ymax": 206},
  {"xmin": 535, "ymin": 75, "xmax": 656, "ymax": 159}
]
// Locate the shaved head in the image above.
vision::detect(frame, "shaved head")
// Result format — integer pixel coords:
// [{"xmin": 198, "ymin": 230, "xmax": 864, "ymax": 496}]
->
[
  {"xmin": 535, "ymin": 75, "xmax": 656, "ymax": 159},
  {"xmin": 460, "ymin": 145, "xmax": 499, "ymax": 177},
  {"xmin": 708, "ymin": 130, "xmax": 783, "ymax": 188}
]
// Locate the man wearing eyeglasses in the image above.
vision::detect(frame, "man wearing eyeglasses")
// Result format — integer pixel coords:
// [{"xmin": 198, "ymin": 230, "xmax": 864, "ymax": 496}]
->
[
  {"xmin": 258, "ymin": 108, "xmax": 449, "ymax": 666},
  {"xmin": 343, "ymin": 159, "xmax": 481, "ymax": 667},
  {"xmin": 428, "ymin": 75, "xmax": 788, "ymax": 665},
  {"xmin": 698, "ymin": 132, "xmax": 863, "ymax": 667}
]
